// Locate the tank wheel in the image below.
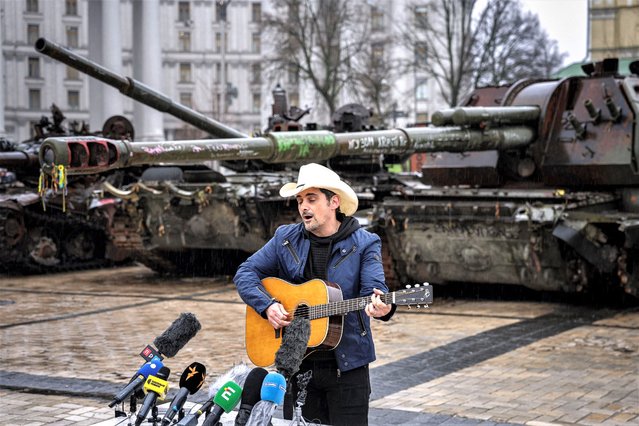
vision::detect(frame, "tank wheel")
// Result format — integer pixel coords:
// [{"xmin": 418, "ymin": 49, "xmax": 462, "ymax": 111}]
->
[
  {"xmin": 27, "ymin": 228, "xmax": 61, "ymax": 266},
  {"xmin": 0, "ymin": 208, "xmax": 25, "ymax": 248},
  {"xmin": 64, "ymin": 229, "xmax": 97, "ymax": 261}
]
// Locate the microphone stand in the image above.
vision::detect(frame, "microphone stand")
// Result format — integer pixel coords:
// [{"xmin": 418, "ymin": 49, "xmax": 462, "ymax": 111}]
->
[{"xmin": 289, "ymin": 371, "xmax": 312, "ymax": 426}]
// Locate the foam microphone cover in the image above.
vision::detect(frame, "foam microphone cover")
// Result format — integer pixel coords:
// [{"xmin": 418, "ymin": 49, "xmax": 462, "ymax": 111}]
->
[
  {"xmin": 179, "ymin": 362, "xmax": 207, "ymax": 394},
  {"xmin": 208, "ymin": 363, "xmax": 252, "ymax": 398},
  {"xmin": 234, "ymin": 368, "xmax": 269, "ymax": 426},
  {"xmin": 275, "ymin": 316, "xmax": 310, "ymax": 379},
  {"xmin": 260, "ymin": 372, "xmax": 286, "ymax": 406},
  {"xmin": 153, "ymin": 312, "xmax": 202, "ymax": 358}
]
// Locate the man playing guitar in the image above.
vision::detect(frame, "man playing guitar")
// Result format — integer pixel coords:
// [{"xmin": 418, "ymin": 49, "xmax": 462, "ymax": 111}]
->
[{"xmin": 234, "ymin": 162, "xmax": 395, "ymax": 426}]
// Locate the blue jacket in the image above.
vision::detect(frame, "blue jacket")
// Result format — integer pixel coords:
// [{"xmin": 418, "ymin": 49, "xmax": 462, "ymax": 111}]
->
[{"xmin": 234, "ymin": 222, "xmax": 390, "ymax": 372}]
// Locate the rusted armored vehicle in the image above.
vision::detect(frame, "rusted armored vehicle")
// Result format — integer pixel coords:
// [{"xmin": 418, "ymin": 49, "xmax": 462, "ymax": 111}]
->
[
  {"xmin": 35, "ymin": 37, "xmax": 396, "ymax": 276},
  {"xmin": 379, "ymin": 58, "xmax": 639, "ymax": 297},
  {"xmin": 0, "ymin": 105, "xmax": 135, "ymax": 273}
]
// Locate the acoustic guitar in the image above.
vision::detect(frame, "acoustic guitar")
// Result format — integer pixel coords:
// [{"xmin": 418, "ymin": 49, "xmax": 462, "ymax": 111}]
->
[{"xmin": 245, "ymin": 277, "xmax": 433, "ymax": 367}]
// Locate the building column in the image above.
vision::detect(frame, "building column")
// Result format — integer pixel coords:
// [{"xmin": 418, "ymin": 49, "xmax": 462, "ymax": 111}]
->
[
  {"xmin": 132, "ymin": 0, "xmax": 164, "ymax": 141},
  {"xmin": 88, "ymin": 0, "xmax": 123, "ymax": 133},
  {"xmin": 0, "ymin": 6, "xmax": 6, "ymax": 137}
]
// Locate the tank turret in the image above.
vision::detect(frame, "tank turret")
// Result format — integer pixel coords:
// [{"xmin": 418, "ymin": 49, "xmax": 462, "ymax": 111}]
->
[{"xmin": 0, "ymin": 107, "xmax": 136, "ymax": 275}]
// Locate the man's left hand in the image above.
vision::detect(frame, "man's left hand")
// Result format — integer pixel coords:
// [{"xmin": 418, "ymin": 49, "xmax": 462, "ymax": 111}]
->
[{"xmin": 365, "ymin": 288, "xmax": 391, "ymax": 318}]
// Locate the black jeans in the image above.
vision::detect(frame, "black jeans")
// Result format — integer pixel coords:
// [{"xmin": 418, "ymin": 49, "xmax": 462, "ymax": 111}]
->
[{"xmin": 283, "ymin": 358, "xmax": 371, "ymax": 426}]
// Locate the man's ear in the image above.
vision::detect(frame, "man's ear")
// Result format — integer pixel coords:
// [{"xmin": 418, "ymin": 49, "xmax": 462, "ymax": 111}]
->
[{"xmin": 330, "ymin": 194, "xmax": 341, "ymax": 211}]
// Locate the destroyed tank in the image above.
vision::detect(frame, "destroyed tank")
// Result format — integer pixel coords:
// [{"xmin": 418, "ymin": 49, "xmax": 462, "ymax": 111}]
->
[
  {"xmin": 35, "ymin": 37, "xmax": 398, "ymax": 276},
  {"xmin": 37, "ymin": 37, "xmax": 639, "ymax": 298},
  {"xmin": 0, "ymin": 105, "xmax": 135, "ymax": 273}
]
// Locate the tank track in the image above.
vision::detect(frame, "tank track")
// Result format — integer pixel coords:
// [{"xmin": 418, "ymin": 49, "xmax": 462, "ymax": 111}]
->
[{"xmin": 0, "ymin": 204, "xmax": 115, "ymax": 275}]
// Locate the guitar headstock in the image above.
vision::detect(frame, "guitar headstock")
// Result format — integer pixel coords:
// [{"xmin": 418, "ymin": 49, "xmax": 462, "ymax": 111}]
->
[{"xmin": 393, "ymin": 283, "xmax": 433, "ymax": 308}]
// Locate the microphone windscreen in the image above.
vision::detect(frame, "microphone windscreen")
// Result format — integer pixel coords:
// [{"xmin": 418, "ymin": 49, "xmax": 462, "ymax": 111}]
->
[
  {"xmin": 138, "ymin": 358, "xmax": 164, "ymax": 378},
  {"xmin": 178, "ymin": 362, "xmax": 207, "ymax": 394},
  {"xmin": 241, "ymin": 368, "xmax": 269, "ymax": 406},
  {"xmin": 260, "ymin": 372, "xmax": 286, "ymax": 406},
  {"xmin": 208, "ymin": 363, "xmax": 252, "ymax": 398},
  {"xmin": 153, "ymin": 312, "xmax": 201, "ymax": 358},
  {"xmin": 213, "ymin": 381, "xmax": 243, "ymax": 413},
  {"xmin": 275, "ymin": 316, "xmax": 310, "ymax": 379}
]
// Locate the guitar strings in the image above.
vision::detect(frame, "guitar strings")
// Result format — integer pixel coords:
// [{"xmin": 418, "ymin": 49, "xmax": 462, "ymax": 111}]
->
[{"xmin": 290, "ymin": 294, "xmax": 395, "ymax": 320}]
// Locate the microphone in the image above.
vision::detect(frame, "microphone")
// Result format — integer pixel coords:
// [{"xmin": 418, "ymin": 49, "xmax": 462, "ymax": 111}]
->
[
  {"xmin": 152, "ymin": 312, "xmax": 202, "ymax": 358},
  {"xmin": 234, "ymin": 368, "xmax": 269, "ymax": 426},
  {"xmin": 245, "ymin": 372, "xmax": 287, "ymax": 426},
  {"xmin": 200, "ymin": 381, "xmax": 243, "ymax": 426},
  {"xmin": 135, "ymin": 366, "xmax": 171, "ymax": 426},
  {"xmin": 161, "ymin": 362, "xmax": 206, "ymax": 426},
  {"xmin": 109, "ymin": 357, "xmax": 164, "ymax": 408},
  {"xmin": 175, "ymin": 364, "xmax": 252, "ymax": 426},
  {"xmin": 274, "ymin": 316, "xmax": 310, "ymax": 380}
]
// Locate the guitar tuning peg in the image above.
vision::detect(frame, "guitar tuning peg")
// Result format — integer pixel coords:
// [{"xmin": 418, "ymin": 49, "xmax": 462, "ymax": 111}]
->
[
  {"xmin": 415, "ymin": 283, "xmax": 420, "ymax": 287},
  {"xmin": 423, "ymin": 282, "xmax": 430, "ymax": 286},
  {"xmin": 416, "ymin": 304, "xmax": 421, "ymax": 309},
  {"xmin": 407, "ymin": 305, "xmax": 412, "ymax": 310},
  {"xmin": 405, "ymin": 284, "xmax": 412, "ymax": 289}
]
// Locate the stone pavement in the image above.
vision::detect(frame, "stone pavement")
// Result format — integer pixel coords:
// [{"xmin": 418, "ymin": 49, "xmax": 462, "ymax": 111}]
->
[{"xmin": 0, "ymin": 266, "xmax": 637, "ymax": 425}]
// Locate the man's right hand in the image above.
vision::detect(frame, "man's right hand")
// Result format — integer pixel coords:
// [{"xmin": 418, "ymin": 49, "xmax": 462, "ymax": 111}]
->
[{"xmin": 266, "ymin": 303, "xmax": 291, "ymax": 329}]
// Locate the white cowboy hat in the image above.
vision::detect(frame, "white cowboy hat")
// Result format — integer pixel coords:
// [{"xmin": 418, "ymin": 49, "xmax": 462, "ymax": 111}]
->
[{"xmin": 279, "ymin": 163, "xmax": 358, "ymax": 216}]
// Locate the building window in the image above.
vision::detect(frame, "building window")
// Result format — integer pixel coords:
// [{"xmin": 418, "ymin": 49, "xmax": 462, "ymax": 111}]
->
[
  {"xmin": 215, "ymin": 63, "xmax": 221, "ymax": 83},
  {"xmin": 28, "ymin": 57, "xmax": 40, "ymax": 78},
  {"xmin": 252, "ymin": 92, "xmax": 261, "ymax": 113},
  {"xmin": 65, "ymin": 0, "xmax": 77, "ymax": 16},
  {"xmin": 415, "ymin": 42, "xmax": 428, "ymax": 64},
  {"xmin": 66, "ymin": 26, "xmax": 79, "ymax": 48},
  {"xmin": 416, "ymin": 81, "xmax": 429, "ymax": 100},
  {"xmin": 251, "ymin": 63, "xmax": 261, "ymax": 84},
  {"xmin": 29, "ymin": 89, "xmax": 41, "ymax": 110},
  {"xmin": 179, "ymin": 31, "xmax": 191, "ymax": 51},
  {"xmin": 27, "ymin": 24, "xmax": 39, "ymax": 45},
  {"xmin": 179, "ymin": 63, "xmax": 192, "ymax": 82},
  {"xmin": 215, "ymin": 2, "xmax": 229, "ymax": 22},
  {"xmin": 371, "ymin": 6, "xmax": 384, "ymax": 31},
  {"xmin": 26, "ymin": 0, "xmax": 38, "ymax": 13},
  {"xmin": 66, "ymin": 66, "xmax": 79, "ymax": 80},
  {"xmin": 251, "ymin": 33, "xmax": 260, "ymax": 53},
  {"xmin": 179, "ymin": 92, "xmax": 192, "ymax": 108},
  {"xmin": 415, "ymin": 5, "xmax": 428, "ymax": 27},
  {"xmin": 416, "ymin": 112, "xmax": 429, "ymax": 123},
  {"xmin": 372, "ymin": 42, "xmax": 384, "ymax": 62},
  {"xmin": 251, "ymin": 2, "xmax": 261, "ymax": 23},
  {"xmin": 215, "ymin": 32, "xmax": 221, "ymax": 53},
  {"xmin": 68, "ymin": 90, "xmax": 80, "ymax": 110},
  {"xmin": 178, "ymin": 1, "xmax": 190, "ymax": 22},
  {"xmin": 288, "ymin": 65, "xmax": 299, "ymax": 84},
  {"xmin": 289, "ymin": 92, "xmax": 299, "ymax": 108}
]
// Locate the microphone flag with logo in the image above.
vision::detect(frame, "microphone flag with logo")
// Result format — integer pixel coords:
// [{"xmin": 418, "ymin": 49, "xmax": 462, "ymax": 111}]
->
[{"xmin": 161, "ymin": 362, "xmax": 206, "ymax": 426}]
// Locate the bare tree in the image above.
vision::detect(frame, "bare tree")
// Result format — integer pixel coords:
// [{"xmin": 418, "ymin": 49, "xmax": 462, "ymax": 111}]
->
[
  {"xmin": 402, "ymin": 0, "xmax": 486, "ymax": 107},
  {"xmin": 473, "ymin": 0, "xmax": 567, "ymax": 87},
  {"xmin": 351, "ymin": 39, "xmax": 400, "ymax": 127},
  {"xmin": 403, "ymin": 0, "xmax": 567, "ymax": 107},
  {"xmin": 262, "ymin": 0, "xmax": 370, "ymax": 119}
]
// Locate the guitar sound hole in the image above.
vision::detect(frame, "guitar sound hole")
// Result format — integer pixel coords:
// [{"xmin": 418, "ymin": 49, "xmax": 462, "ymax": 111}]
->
[{"xmin": 294, "ymin": 304, "xmax": 310, "ymax": 319}]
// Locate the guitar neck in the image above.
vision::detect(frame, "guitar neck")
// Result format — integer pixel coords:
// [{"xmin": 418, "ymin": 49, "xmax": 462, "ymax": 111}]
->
[{"xmin": 308, "ymin": 293, "xmax": 394, "ymax": 320}]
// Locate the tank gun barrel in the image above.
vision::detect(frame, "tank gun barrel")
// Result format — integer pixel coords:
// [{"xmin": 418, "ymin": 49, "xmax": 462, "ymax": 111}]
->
[
  {"xmin": 39, "ymin": 118, "xmax": 536, "ymax": 176},
  {"xmin": 34, "ymin": 37, "xmax": 246, "ymax": 139},
  {"xmin": 431, "ymin": 106, "xmax": 540, "ymax": 127},
  {"xmin": 0, "ymin": 151, "xmax": 40, "ymax": 169}
]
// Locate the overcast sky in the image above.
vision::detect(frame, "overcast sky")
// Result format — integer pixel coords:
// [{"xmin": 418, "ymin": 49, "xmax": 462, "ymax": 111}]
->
[{"xmin": 520, "ymin": 0, "xmax": 589, "ymax": 66}]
